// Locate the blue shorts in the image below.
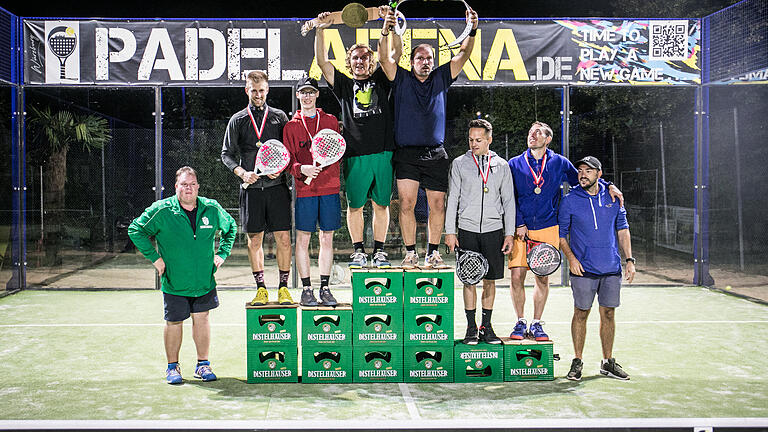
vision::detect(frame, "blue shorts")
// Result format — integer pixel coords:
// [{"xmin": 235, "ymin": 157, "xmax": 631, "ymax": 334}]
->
[
  {"xmin": 163, "ymin": 288, "xmax": 219, "ymax": 322},
  {"xmin": 295, "ymin": 193, "xmax": 341, "ymax": 232},
  {"xmin": 570, "ymin": 274, "xmax": 621, "ymax": 310}
]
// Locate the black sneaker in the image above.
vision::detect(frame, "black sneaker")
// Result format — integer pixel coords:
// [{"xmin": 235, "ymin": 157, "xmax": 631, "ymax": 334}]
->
[
  {"xmin": 478, "ymin": 325, "xmax": 502, "ymax": 344},
  {"xmin": 462, "ymin": 326, "xmax": 479, "ymax": 345},
  {"xmin": 600, "ymin": 358, "xmax": 630, "ymax": 380},
  {"xmin": 566, "ymin": 358, "xmax": 583, "ymax": 381},
  {"xmin": 300, "ymin": 288, "xmax": 318, "ymax": 307},
  {"xmin": 319, "ymin": 287, "xmax": 338, "ymax": 306}
]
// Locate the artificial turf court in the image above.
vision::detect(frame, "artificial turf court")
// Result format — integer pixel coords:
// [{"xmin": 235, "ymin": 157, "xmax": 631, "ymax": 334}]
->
[{"xmin": 0, "ymin": 285, "xmax": 766, "ymax": 430}]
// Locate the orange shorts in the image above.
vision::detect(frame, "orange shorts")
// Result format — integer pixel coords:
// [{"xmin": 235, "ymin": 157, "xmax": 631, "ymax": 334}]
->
[{"xmin": 508, "ymin": 225, "xmax": 560, "ymax": 268}]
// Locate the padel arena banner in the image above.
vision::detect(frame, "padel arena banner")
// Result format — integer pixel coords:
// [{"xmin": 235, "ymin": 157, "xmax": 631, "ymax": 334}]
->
[{"xmin": 24, "ymin": 18, "xmax": 700, "ymax": 86}]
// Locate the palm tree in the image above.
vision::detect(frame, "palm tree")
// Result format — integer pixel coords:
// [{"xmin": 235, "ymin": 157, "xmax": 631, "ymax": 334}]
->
[{"xmin": 27, "ymin": 106, "xmax": 112, "ymax": 266}]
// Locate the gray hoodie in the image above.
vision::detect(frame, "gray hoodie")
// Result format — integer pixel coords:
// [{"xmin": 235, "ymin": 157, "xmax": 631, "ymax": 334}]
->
[{"xmin": 445, "ymin": 150, "xmax": 516, "ymax": 235}]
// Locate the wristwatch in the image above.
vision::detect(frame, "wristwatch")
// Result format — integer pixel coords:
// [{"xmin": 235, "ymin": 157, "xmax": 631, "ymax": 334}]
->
[{"xmin": 625, "ymin": 257, "xmax": 636, "ymax": 264}]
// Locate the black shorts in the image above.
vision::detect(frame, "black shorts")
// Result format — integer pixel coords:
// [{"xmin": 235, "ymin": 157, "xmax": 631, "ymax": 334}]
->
[
  {"xmin": 458, "ymin": 228, "xmax": 505, "ymax": 280},
  {"xmin": 240, "ymin": 183, "xmax": 292, "ymax": 233},
  {"xmin": 163, "ymin": 288, "xmax": 219, "ymax": 322},
  {"xmin": 393, "ymin": 147, "xmax": 450, "ymax": 192}
]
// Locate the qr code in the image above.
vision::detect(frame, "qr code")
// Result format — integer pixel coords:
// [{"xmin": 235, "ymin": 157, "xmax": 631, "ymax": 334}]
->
[{"xmin": 648, "ymin": 20, "xmax": 688, "ymax": 61}]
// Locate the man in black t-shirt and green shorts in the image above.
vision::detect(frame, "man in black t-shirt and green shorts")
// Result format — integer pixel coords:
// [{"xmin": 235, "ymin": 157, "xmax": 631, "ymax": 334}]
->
[{"xmin": 314, "ymin": 9, "xmax": 399, "ymax": 268}]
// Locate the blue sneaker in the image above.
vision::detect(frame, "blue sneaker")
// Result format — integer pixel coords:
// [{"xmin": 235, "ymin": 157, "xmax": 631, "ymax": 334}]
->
[
  {"xmin": 529, "ymin": 321, "xmax": 549, "ymax": 341},
  {"xmin": 194, "ymin": 361, "xmax": 217, "ymax": 382},
  {"xmin": 509, "ymin": 319, "xmax": 527, "ymax": 340},
  {"xmin": 166, "ymin": 363, "xmax": 182, "ymax": 384}
]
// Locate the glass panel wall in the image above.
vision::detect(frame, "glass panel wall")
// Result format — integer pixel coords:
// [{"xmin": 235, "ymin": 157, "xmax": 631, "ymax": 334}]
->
[
  {"xmin": 707, "ymin": 85, "xmax": 768, "ymax": 298},
  {"xmin": 0, "ymin": 84, "xmax": 14, "ymax": 289},
  {"xmin": 570, "ymin": 87, "xmax": 697, "ymax": 285},
  {"xmin": 24, "ymin": 87, "xmax": 156, "ymax": 289}
]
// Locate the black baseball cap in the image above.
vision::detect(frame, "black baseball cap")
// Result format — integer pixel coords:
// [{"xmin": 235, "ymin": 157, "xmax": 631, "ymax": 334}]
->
[
  {"xmin": 576, "ymin": 156, "xmax": 602, "ymax": 170},
  {"xmin": 296, "ymin": 77, "xmax": 319, "ymax": 92}
]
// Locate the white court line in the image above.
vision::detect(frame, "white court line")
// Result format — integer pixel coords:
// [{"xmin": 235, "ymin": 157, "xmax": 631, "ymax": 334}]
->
[
  {"xmin": 2, "ymin": 320, "xmax": 767, "ymax": 328},
  {"xmin": 0, "ymin": 418, "xmax": 766, "ymax": 430},
  {"xmin": 398, "ymin": 383, "xmax": 421, "ymax": 420}
]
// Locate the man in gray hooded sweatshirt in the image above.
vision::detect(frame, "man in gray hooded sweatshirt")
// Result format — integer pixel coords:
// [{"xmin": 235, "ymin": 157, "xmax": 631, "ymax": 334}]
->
[{"xmin": 445, "ymin": 119, "xmax": 515, "ymax": 345}]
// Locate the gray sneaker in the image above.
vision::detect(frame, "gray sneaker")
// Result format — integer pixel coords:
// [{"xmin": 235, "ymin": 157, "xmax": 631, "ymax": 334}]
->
[
  {"xmin": 372, "ymin": 250, "xmax": 391, "ymax": 268},
  {"xmin": 401, "ymin": 251, "xmax": 419, "ymax": 268},
  {"xmin": 567, "ymin": 358, "xmax": 583, "ymax": 381},
  {"xmin": 319, "ymin": 287, "xmax": 338, "ymax": 306},
  {"xmin": 600, "ymin": 358, "xmax": 630, "ymax": 380},
  {"xmin": 424, "ymin": 250, "xmax": 449, "ymax": 269},
  {"xmin": 348, "ymin": 251, "xmax": 368, "ymax": 268},
  {"xmin": 300, "ymin": 288, "xmax": 318, "ymax": 307}
]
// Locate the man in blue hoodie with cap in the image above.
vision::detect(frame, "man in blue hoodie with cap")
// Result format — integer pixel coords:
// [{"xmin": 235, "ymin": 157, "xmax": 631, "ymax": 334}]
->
[{"xmin": 558, "ymin": 156, "xmax": 636, "ymax": 382}]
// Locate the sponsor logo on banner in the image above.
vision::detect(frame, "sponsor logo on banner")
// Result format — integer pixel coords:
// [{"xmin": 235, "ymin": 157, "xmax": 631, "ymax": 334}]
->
[{"xmin": 45, "ymin": 21, "xmax": 80, "ymax": 83}]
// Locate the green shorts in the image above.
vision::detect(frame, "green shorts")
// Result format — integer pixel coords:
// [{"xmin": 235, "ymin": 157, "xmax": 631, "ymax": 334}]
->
[{"xmin": 343, "ymin": 151, "xmax": 394, "ymax": 209}]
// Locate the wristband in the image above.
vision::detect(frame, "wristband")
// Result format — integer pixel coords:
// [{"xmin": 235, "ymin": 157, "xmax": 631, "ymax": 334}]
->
[
  {"xmin": 468, "ymin": 28, "xmax": 477, "ymax": 37},
  {"xmin": 381, "ymin": 31, "xmax": 389, "ymax": 36},
  {"xmin": 625, "ymin": 257, "xmax": 636, "ymax": 264}
]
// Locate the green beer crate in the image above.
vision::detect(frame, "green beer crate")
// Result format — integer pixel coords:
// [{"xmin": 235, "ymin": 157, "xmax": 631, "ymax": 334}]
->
[
  {"xmin": 351, "ymin": 269, "xmax": 403, "ymax": 311},
  {"xmin": 404, "ymin": 345, "xmax": 454, "ymax": 383},
  {"xmin": 245, "ymin": 303, "xmax": 299, "ymax": 349},
  {"xmin": 403, "ymin": 309, "xmax": 453, "ymax": 345},
  {"xmin": 301, "ymin": 304, "xmax": 352, "ymax": 347},
  {"xmin": 403, "ymin": 269, "xmax": 453, "ymax": 313},
  {"xmin": 301, "ymin": 346, "xmax": 353, "ymax": 384},
  {"xmin": 353, "ymin": 345, "xmax": 403, "ymax": 383},
  {"xmin": 246, "ymin": 347, "xmax": 298, "ymax": 383},
  {"xmin": 453, "ymin": 340, "xmax": 504, "ymax": 382},
  {"xmin": 353, "ymin": 309, "xmax": 403, "ymax": 346},
  {"xmin": 502, "ymin": 338, "xmax": 554, "ymax": 381}
]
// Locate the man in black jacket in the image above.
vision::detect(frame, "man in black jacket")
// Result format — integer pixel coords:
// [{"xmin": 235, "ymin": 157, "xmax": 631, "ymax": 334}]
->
[{"xmin": 221, "ymin": 70, "xmax": 293, "ymax": 305}]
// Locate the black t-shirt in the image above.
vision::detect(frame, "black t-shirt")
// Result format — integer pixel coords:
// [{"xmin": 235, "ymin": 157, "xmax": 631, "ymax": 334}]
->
[
  {"xmin": 330, "ymin": 68, "xmax": 395, "ymax": 157},
  {"xmin": 183, "ymin": 206, "xmax": 197, "ymax": 234}
]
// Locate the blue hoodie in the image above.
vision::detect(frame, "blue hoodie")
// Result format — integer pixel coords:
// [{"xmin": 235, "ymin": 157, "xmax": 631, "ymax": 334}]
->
[{"xmin": 558, "ymin": 182, "xmax": 629, "ymax": 276}]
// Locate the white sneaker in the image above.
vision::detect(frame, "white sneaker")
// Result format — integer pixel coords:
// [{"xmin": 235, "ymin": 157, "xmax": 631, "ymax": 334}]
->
[
  {"xmin": 401, "ymin": 251, "xmax": 419, "ymax": 268},
  {"xmin": 424, "ymin": 250, "xmax": 449, "ymax": 269}
]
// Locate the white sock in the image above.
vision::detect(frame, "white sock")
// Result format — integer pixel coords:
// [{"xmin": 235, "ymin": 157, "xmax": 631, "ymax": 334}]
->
[
  {"xmin": 532, "ymin": 319, "xmax": 540, "ymax": 324},
  {"xmin": 518, "ymin": 317, "xmax": 527, "ymax": 324}
]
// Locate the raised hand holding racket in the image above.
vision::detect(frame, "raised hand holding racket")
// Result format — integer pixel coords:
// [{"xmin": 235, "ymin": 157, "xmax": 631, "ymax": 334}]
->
[
  {"xmin": 241, "ymin": 139, "xmax": 291, "ymax": 189},
  {"xmin": 301, "ymin": 4, "xmax": 386, "ymax": 36},
  {"xmin": 305, "ymin": 129, "xmax": 346, "ymax": 185},
  {"xmin": 524, "ymin": 235, "xmax": 561, "ymax": 277}
]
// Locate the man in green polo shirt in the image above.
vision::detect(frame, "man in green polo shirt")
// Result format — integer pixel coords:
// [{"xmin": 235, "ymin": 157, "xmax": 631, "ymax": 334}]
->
[{"xmin": 129, "ymin": 166, "xmax": 237, "ymax": 384}]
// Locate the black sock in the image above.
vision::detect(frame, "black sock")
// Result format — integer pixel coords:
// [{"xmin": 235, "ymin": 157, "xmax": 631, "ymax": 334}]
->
[
  {"xmin": 253, "ymin": 271, "xmax": 266, "ymax": 288},
  {"xmin": 279, "ymin": 270, "xmax": 289, "ymax": 286},
  {"xmin": 301, "ymin": 277, "xmax": 311, "ymax": 288},
  {"xmin": 405, "ymin": 244, "xmax": 416, "ymax": 252},
  {"xmin": 197, "ymin": 359, "xmax": 208, "ymax": 365},
  {"xmin": 427, "ymin": 243, "xmax": 439, "ymax": 255},
  {"xmin": 353, "ymin": 242, "xmax": 365, "ymax": 253},
  {"xmin": 481, "ymin": 308, "xmax": 493, "ymax": 327},
  {"xmin": 373, "ymin": 241, "xmax": 384, "ymax": 253},
  {"xmin": 465, "ymin": 309, "xmax": 477, "ymax": 328},
  {"xmin": 320, "ymin": 275, "xmax": 330, "ymax": 289}
]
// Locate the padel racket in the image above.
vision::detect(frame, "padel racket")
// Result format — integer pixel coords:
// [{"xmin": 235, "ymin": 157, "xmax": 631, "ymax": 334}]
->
[
  {"xmin": 455, "ymin": 247, "xmax": 489, "ymax": 285},
  {"xmin": 301, "ymin": 4, "xmax": 383, "ymax": 36},
  {"xmin": 47, "ymin": 26, "xmax": 77, "ymax": 80},
  {"xmin": 305, "ymin": 129, "xmax": 346, "ymax": 185},
  {"xmin": 525, "ymin": 235, "xmax": 561, "ymax": 277},
  {"xmin": 241, "ymin": 139, "xmax": 290, "ymax": 189}
]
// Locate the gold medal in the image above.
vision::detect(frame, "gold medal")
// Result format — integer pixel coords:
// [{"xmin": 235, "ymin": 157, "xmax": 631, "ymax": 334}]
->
[
  {"xmin": 534, "ymin": 187, "xmax": 541, "ymax": 194},
  {"xmin": 256, "ymin": 141, "xmax": 262, "ymax": 147},
  {"xmin": 483, "ymin": 187, "xmax": 489, "ymax": 193}
]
